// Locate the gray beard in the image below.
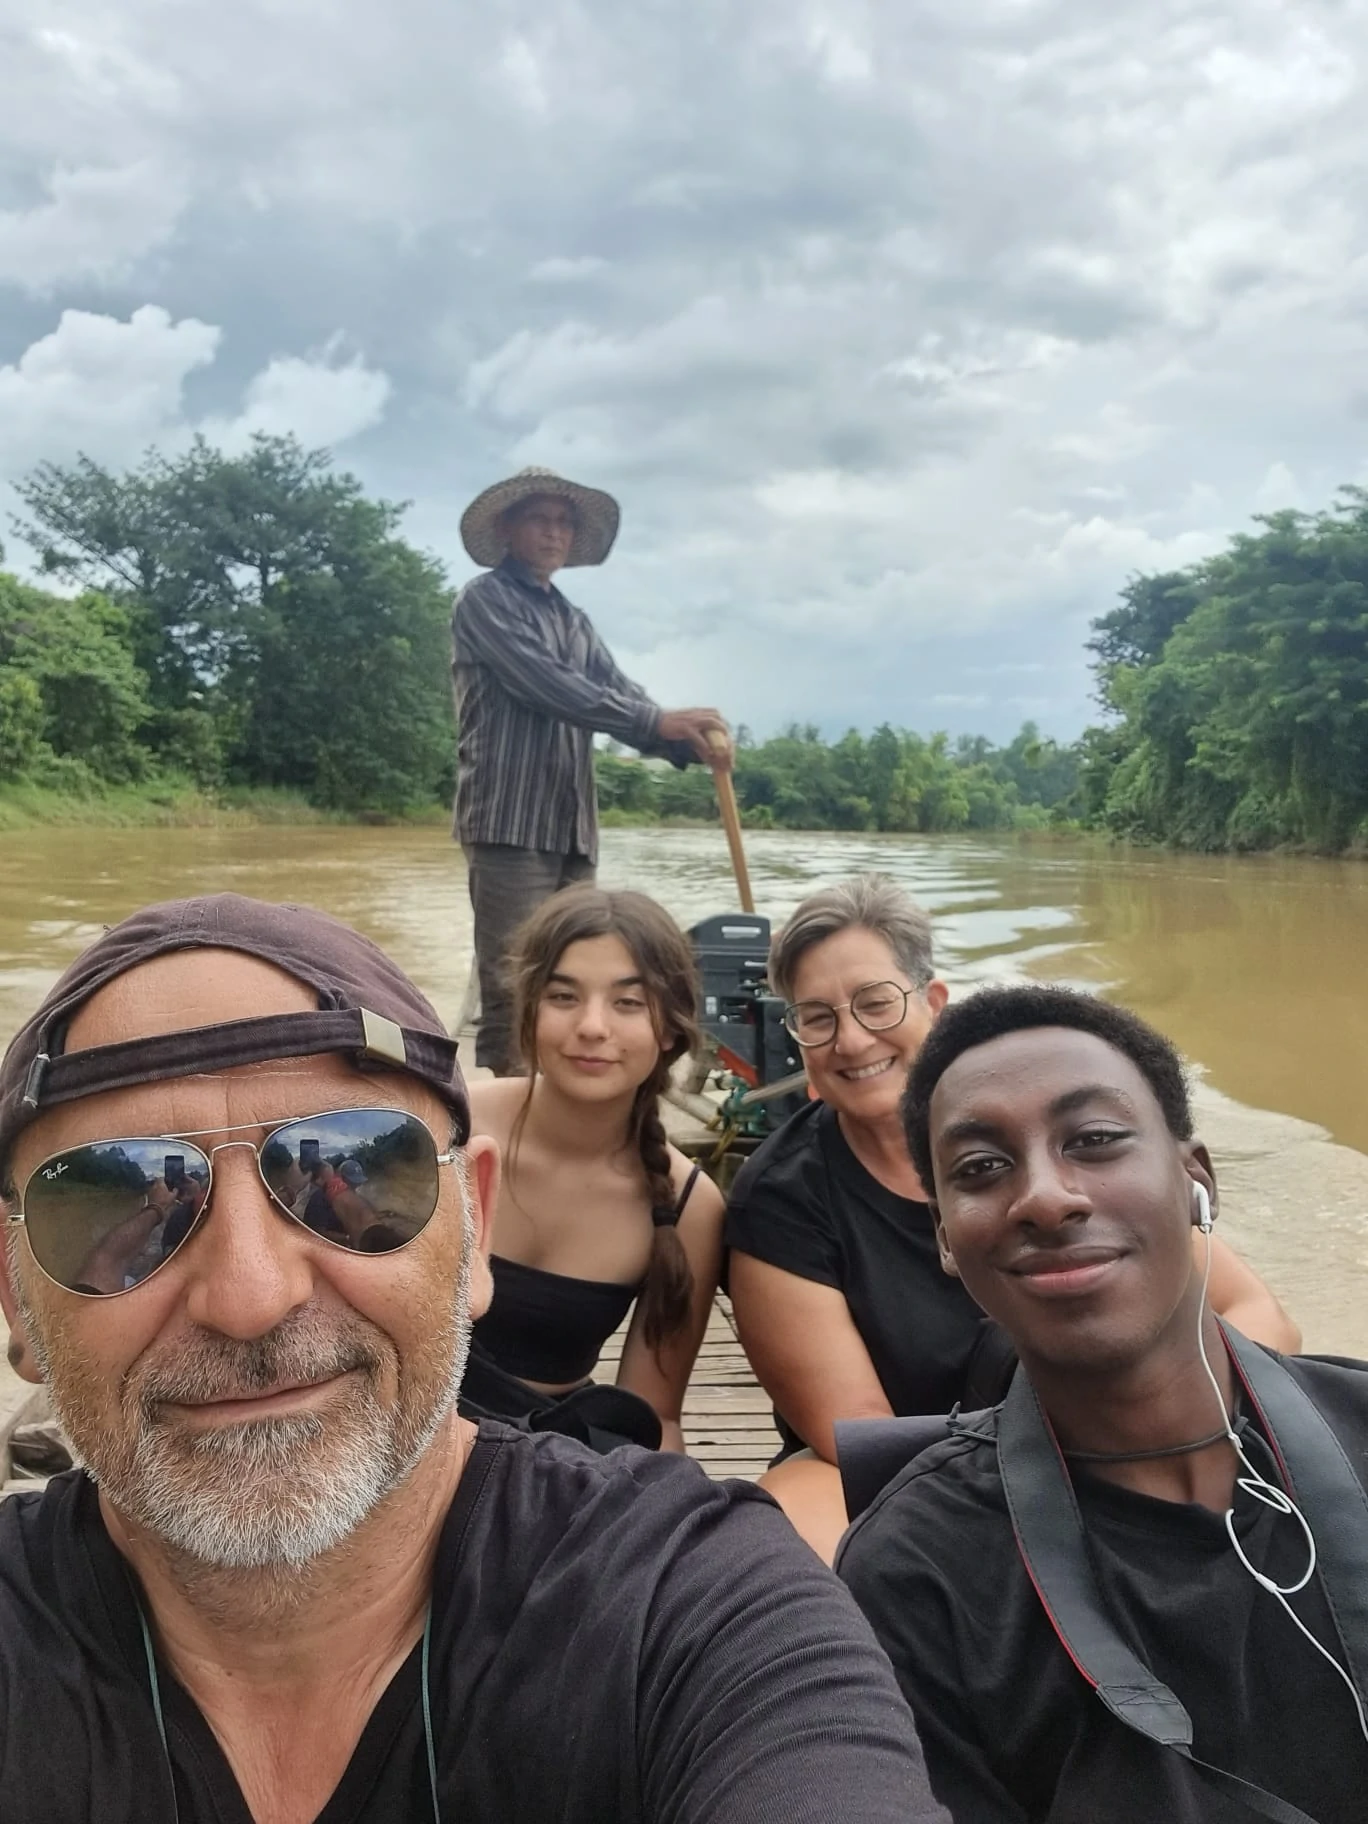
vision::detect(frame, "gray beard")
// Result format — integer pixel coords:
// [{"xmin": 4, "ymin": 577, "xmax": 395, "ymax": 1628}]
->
[{"xmin": 19, "ymin": 1207, "xmax": 476, "ymax": 1572}]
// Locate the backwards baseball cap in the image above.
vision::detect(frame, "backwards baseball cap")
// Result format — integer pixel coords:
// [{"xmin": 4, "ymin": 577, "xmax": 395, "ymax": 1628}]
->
[{"xmin": 0, "ymin": 894, "xmax": 469, "ymax": 1175}]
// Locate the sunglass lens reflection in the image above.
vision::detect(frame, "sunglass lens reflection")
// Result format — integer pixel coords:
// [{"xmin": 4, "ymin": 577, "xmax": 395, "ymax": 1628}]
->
[
  {"xmin": 262, "ymin": 1111, "xmax": 437, "ymax": 1255},
  {"xmin": 25, "ymin": 1138, "xmax": 212, "ymax": 1295}
]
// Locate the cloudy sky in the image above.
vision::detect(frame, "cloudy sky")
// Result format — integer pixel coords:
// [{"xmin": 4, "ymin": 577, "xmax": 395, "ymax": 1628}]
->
[{"xmin": 2, "ymin": 0, "xmax": 1366, "ymax": 743}]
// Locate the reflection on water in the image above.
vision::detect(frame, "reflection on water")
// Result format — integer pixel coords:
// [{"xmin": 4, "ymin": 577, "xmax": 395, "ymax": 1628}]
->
[{"xmin": 2, "ymin": 823, "xmax": 1365, "ymax": 1155}]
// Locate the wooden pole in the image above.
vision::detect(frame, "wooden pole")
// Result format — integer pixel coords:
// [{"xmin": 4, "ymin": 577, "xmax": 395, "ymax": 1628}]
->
[{"xmin": 708, "ymin": 731, "xmax": 754, "ymax": 913}]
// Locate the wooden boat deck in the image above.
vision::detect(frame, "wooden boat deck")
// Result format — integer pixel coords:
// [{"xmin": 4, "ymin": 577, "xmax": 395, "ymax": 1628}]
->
[{"xmin": 599, "ymin": 1294, "xmax": 779, "ymax": 1481}]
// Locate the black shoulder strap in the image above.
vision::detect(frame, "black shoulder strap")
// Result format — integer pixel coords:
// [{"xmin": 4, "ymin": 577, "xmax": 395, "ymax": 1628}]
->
[
  {"xmin": 675, "ymin": 1163, "xmax": 703, "ymax": 1216},
  {"xmin": 997, "ymin": 1372, "xmax": 1194, "ymax": 1745},
  {"xmin": 997, "ymin": 1359, "xmax": 1354, "ymax": 1824}
]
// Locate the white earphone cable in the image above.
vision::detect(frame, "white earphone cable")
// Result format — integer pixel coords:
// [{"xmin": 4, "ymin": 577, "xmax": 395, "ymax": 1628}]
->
[{"xmin": 1192, "ymin": 1184, "xmax": 1368, "ymax": 1744}]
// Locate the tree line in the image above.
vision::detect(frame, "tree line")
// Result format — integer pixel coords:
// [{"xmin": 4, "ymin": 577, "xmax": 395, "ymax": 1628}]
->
[
  {"xmin": 597, "ymin": 724, "xmax": 1079, "ymax": 832},
  {"xmin": 2, "ymin": 437, "xmax": 1365, "ymax": 851}
]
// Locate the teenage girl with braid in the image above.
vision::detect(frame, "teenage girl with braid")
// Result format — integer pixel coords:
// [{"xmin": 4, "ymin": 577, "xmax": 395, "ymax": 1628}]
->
[{"xmin": 463, "ymin": 886, "xmax": 725, "ymax": 1453}]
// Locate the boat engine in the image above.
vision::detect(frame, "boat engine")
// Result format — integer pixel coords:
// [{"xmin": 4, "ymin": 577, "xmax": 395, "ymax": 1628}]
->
[{"xmin": 687, "ymin": 913, "xmax": 808, "ymax": 1142}]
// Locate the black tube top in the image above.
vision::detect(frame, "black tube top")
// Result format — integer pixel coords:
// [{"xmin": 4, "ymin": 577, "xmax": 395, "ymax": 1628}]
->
[{"xmin": 473, "ymin": 1256, "xmax": 640, "ymax": 1384}]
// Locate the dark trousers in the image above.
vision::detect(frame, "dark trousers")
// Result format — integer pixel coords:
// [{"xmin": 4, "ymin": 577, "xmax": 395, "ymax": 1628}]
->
[{"xmin": 464, "ymin": 843, "xmax": 594, "ymax": 1073}]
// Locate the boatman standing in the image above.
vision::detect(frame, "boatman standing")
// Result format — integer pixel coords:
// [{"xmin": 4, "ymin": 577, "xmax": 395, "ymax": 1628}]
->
[{"xmin": 451, "ymin": 467, "xmax": 731, "ymax": 1076}]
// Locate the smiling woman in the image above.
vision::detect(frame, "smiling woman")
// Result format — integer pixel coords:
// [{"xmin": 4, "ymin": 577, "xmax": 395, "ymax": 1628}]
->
[{"xmin": 463, "ymin": 886, "xmax": 725, "ymax": 1454}]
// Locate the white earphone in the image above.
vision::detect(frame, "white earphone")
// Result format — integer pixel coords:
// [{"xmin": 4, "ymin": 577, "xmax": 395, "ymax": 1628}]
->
[{"xmin": 1193, "ymin": 1181, "xmax": 1213, "ymax": 1233}]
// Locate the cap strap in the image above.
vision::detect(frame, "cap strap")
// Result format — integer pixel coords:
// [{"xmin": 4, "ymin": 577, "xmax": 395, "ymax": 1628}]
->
[{"xmin": 27, "ymin": 1010, "xmax": 466, "ymax": 1137}]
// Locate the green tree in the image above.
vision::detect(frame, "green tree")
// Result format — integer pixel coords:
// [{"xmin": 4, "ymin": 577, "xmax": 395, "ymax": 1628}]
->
[
  {"xmin": 1085, "ymin": 489, "xmax": 1368, "ymax": 852},
  {"xmin": 595, "ymin": 751, "xmax": 660, "ymax": 814},
  {"xmin": 0, "ymin": 575, "xmax": 150, "ymax": 783},
  {"xmin": 10, "ymin": 436, "xmax": 456, "ymax": 813}
]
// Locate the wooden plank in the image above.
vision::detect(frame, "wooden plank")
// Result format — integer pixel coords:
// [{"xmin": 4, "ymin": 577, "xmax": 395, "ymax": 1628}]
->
[
  {"xmin": 684, "ymin": 1430, "xmax": 783, "ymax": 1447},
  {"xmin": 689, "ymin": 1462, "xmax": 775, "ymax": 1475},
  {"xmin": 678, "ymin": 1396, "xmax": 778, "ymax": 1418}
]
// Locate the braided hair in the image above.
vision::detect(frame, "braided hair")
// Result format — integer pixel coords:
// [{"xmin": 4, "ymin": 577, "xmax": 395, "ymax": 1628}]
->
[{"xmin": 506, "ymin": 886, "xmax": 701, "ymax": 1351}]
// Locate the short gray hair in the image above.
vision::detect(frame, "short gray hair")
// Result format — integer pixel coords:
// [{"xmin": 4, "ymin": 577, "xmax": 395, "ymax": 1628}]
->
[{"xmin": 769, "ymin": 874, "xmax": 935, "ymax": 1002}]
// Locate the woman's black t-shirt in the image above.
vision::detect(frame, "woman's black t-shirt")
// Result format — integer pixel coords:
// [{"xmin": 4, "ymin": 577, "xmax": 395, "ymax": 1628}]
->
[{"xmin": 724, "ymin": 1101, "xmax": 1010, "ymax": 1449}]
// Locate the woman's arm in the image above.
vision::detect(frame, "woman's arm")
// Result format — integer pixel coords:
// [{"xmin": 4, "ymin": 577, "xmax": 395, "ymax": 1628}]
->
[
  {"xmin": 728, "ymin": 1252, "xmax": 893, "ymax": 1463},
  {"xmin": 617, "ymin": 1161, "xmax": 726, "ymax": 1452},
  {"xmin": 1201, "ymin": 1231, "xmax": 1301, "ymax": 1352}
]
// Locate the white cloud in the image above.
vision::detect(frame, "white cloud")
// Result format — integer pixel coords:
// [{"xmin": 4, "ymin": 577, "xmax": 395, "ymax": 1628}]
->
[
  {"xmin": 0, "ymin": 163, "xmax": 186, "ymax": 293},
  {"xmin": 529, "ymin": 256, "xmax": 607, "ymax": 283},
  {"xmin": 1253, "ymin": 460, "xmax": 1304, "ymax": 511},
  {"xmin": 0, "ymin": 306, "xmax": 219, "ymax": 473},
  {"xmin": 0, "ymin": 310, "xmax": 392, "ymax": 555},
  {"xmin": 202, "ymin": 344, "xmax": 391, "ymax": 454},
  {"xmin": 499, "ymin": 35, "xmax": 551, "ymax": 114}
]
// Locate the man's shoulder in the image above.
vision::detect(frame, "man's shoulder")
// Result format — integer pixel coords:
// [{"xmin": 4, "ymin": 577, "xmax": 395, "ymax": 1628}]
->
[
  {"xmin": 443, "ymin": 1423, "xmax": 855, "ymax": 1638},
  {"xmin": 839, "ymin": 1349, "xmax": 1368, "ymax": 1586},
  {"xmin": 0, "ymin": 1467, "xmax": 90, "ymax": 1553},
  {"xmin": 0, "ymin": 1471, "xmax": 109, "ymax": 1652},
  {"xmin": 452, "ymin": 564, "xmax": 583, "ymax": 613},
  {"xmin": 838, "ymin": 1422, "xmax": 1009, "ymax": 1585},
  {"xmin": 1281, "ymin": 1347, "xmax": 1368, "ymax": 1392},
  {"xmin": 1268, "ymin": 1348, "xmax": 1368, "ymax": 1458},
  {"xmin": 452, "ymin": 566, "xmax": 517, "ymax": 616}
]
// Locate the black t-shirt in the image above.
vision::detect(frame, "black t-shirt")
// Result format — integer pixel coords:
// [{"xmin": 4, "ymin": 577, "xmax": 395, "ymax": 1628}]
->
[
  {"xmin": 725, "ymin": 1101, "xmax": 1006, "ymax": 1446},
  {"xmin": 837, "ymin": 1353, "xmax": 1368, "ymax": 1824},
  {"xmin": 0, "ymin": 1421, "xmax": 948, "ymax": 1824}
]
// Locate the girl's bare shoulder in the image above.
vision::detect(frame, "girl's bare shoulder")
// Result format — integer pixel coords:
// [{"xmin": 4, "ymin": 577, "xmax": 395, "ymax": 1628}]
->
[{"xmin": 466, "ymin": 1076, "xmax": 531, "ymax": 1140}]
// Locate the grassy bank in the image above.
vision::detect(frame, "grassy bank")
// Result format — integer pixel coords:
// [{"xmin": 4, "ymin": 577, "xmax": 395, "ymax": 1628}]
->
[{"xmin": 0, "ymin": 781, "xmax": 451, "ymax": 832}]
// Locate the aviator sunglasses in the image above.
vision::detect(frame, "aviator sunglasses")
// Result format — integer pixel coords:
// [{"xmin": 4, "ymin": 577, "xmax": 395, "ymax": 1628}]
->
[{"xmin": 7, "ymin": 1107, "xmax": 456, "ymax": 1298}]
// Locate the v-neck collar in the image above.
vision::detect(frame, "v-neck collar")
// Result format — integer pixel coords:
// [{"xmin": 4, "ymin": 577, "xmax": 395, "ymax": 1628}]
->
[{"xmin": 74, "ymin": 1429, "xmax": 508, "ymax": 1822}]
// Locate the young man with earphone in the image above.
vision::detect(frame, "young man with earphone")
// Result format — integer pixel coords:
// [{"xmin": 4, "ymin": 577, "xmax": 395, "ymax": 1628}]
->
[{"xmin": 836, "ymin": 985, "xmax": 1368, "ymax": 1824}]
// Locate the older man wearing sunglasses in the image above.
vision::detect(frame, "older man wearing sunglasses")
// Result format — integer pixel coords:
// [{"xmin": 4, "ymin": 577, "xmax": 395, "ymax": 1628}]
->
[{"xmin": 0, "ymin": 894, "xmax": 944, "ymax": 1824}]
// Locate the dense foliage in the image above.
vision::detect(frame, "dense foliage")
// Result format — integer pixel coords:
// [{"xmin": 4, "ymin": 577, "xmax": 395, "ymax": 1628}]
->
[
  {"xmin": 4, "ymin": 437, "xmax": 454, "ymax": 814},
  {"xmin": 597, "ymin": 723, "xmax": 1079, "ymax": 832},
  {"xmin": 1083, "ymin": 489, "xmax": 1368, "ymax": 852}
]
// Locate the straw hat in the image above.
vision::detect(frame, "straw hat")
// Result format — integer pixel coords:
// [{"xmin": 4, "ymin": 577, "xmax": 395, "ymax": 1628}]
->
[{"xmin": 460, "ymin": 466, "xmax": 621, "ymax": 568}]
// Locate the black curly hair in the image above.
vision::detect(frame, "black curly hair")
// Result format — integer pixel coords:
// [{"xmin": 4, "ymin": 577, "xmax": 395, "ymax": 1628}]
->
[{"xmin": 902, "ymin": 985, "xmax": 1193, "ymax": 1195}]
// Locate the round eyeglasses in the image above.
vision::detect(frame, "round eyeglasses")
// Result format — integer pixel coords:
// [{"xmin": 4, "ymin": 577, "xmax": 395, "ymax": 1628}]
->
[{"xmin": 782, "ymin": 981, "xmax": 915, "ymax": 1049}]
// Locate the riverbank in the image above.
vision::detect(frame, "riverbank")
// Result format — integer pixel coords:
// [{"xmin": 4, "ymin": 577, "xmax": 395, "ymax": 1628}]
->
[
  {"xmin": 4, "ymin": 786, "xmax": 1362, "ymax": 858},
  {"xmin": 1183, "ymin": 1083, "xmax": 1368, "ymax": 1358},
  {"xmin": 0, "ymin": 782, "xmax": 451, "ymax": 832}
]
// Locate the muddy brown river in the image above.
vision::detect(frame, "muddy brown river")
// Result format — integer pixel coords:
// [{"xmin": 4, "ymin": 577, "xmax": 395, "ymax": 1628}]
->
[{"xmin": 1, "ymin": 824, "xmax": 1365, "ymax": 1351}]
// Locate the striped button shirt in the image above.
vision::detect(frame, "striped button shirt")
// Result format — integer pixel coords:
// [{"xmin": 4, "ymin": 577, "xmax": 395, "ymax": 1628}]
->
[{"xmin": 450, "ymin": 557, "xmax": 694, "ymax": 864}]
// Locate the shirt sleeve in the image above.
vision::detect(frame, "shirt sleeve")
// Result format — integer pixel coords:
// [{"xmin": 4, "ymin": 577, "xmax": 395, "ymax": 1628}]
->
[
  {"xmin": 581, "ymin": 623, "xmax": 698, "ymax": 771},
  {"xmin": 452, "ymin": 577, "xmax": 660, "ymax": 749},
  {"xmin": 723, "ymin": 1117, "xmax": 844, "ymax": 1290},
  {"xmin": 837, "ymin": 1494, "xmax": 1030, "ymax": 1824},
  {"xmin": 633, "ymin": 1473, "xmax": 951, "ymax": 1824}
]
